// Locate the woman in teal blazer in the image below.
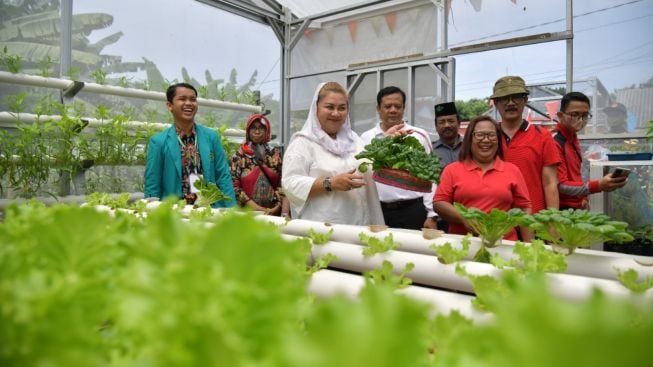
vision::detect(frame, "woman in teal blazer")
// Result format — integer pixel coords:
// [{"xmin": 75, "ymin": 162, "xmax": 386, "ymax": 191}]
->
[{"xmin": 144, "ymin": 123, "xmax": 236, "ymax": 208}]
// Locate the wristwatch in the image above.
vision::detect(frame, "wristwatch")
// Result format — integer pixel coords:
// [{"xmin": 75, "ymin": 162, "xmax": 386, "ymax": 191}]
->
[{"xmin": 323, "ymin": 177, "xmax": 332, "ymax": 192}]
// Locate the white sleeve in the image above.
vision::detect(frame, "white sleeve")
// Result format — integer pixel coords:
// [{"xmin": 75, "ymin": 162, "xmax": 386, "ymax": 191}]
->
[
  {"xmin": 423, "ymin": 182, "xmax": 437, "ymax": 218},
  {"xmin": 282, "ymin": 137, "xmax": 318, "ymax": 217}
]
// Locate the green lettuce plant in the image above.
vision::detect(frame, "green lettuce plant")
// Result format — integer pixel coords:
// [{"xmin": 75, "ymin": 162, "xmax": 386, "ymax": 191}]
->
[
  {"xmin": 454, "ymin": 203, "xmax": 529, "ymax": 261},
  {"xmin": 528, "ymin": 209, "xmax": 633, "ymax": 254},
  {"xmin": 355, "ymin": 135, "xmax": 441, "ymax": 183}
]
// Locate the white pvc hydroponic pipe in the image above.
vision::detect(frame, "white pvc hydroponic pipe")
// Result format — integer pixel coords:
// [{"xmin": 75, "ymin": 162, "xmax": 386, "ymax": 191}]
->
[
  {"xmin": 309, "ymin": 240, "xmax": 651, "ymax": 301},
  {"xmin": 258, "ymin": 217, "xmax": 653, "ymax": 282},
  {"xmin": 0, "ymin": 112, "xmax": 246, "ymax": 137},
  {"xmin": 91, "ymin": 203, "xmax": 651, "ymax": 302},
  {"xmin": 0, "ymin": 71, "xmax": 263, "ymax": 113},
  {"xmin": 309, "ymin": 269, "xmax": 491, "ymax": 322}
]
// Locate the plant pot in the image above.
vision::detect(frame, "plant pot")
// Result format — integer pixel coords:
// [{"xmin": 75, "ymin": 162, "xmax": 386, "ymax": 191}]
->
[
  {"xmin": 607, "ymin": 152, "xmax": 653, "ymax": 161},
  {"xmin": 604, "ymin": 239, "xmax": 653, "ymax": 256},
  {"xmin": 372, "ymin": 168, "xmax": 431, "ymax": 193}
]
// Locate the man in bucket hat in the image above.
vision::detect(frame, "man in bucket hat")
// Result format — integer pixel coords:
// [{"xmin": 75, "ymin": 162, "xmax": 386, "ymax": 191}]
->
[
  {"xmin": 432, "ymin": 102, "xmax": 463, "ymax": 168},
  {"xmin": 491, "ymin": 76, "xmax": 561, "ymax": 213}
]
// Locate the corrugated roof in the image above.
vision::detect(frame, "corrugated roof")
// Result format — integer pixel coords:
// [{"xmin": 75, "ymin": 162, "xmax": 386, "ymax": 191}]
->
[
  {"xmin": 275, "ymin": 0, "xmax": 377, "ymax": 18},
  {"xmin": 615, "ymin": 87, "xmax": 653, "ymax": 130}
]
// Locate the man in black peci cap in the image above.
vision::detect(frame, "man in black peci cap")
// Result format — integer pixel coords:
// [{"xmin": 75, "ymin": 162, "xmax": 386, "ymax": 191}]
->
[{"xmin": 432, "ymin": 102, "xmax": 463, "ymax": 168}]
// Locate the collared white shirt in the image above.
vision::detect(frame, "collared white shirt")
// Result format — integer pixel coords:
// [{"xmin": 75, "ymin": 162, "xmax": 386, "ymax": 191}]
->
[{"xmin": 360, "ymin": 122, "xmax": 437, "ymax": 218}]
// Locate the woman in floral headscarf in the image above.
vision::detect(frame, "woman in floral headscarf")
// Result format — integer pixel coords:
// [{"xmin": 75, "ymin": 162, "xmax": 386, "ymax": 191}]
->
[{"xmin": 230, "ymin": 114, "xmax": 289, "ymax": 216}]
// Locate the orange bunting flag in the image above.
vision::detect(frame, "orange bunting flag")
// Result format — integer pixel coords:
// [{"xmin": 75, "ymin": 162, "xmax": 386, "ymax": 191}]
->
[
  {"xmin": 385, "ymin": 11, "xmax": 397, "ymax": 34},
  {"xmin": 347, "ymin": 21, "xmax": 358, "ymax": 43}
]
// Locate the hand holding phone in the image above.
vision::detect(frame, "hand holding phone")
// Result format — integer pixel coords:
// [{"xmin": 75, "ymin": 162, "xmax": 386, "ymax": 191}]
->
[{"xmin": 611, "ymin": 167, "xmax": 631, "ymax": 178}]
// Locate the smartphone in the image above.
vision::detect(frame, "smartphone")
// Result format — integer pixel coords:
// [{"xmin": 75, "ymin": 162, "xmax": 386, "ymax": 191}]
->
[{"xmin": 611, "ymin": 167, "xmax": 631, "ymax": 178}]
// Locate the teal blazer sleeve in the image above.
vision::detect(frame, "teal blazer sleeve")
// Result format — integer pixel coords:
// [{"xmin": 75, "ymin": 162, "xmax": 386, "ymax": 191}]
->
[
  {"xmin": 197, "ymin": 124, "xmax": 237, "ymax": 208},
  {"xmin": 144, "ymin": 131, "xmax": 165, "ymax": 200},
  {"xmin": 144, "ymin": 126, "xmax": 183, "ymax": 201}
]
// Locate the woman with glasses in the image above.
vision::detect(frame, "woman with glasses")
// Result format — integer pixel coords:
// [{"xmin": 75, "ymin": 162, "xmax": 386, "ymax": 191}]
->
[
  {"xmin": 434, "ymin": 115, "xmax": 533, "ymax": 241},
  {"xmin": 230, "ymin": 113, "xmax": 290, "ymax": 217}
]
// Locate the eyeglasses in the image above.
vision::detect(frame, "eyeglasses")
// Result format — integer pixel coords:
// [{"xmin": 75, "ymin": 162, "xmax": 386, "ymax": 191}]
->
[
  {"xmin": 495, "ymin": 94, "xmax": 527, "ymax": 104},
  {"xmin": 472, "ymin": 131, "xmax": 498, "ymax": 141},
  {"xmin": 562, "ymin": 112, "xmax": 592, "ymax": 122},
  {"xmin": 250, "ymin": 125, "xmax": 267, "ymax": 131}
]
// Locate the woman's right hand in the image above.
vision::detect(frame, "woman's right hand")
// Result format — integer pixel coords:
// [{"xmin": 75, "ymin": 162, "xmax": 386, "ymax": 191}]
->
[{"xmin": 331, "ymin": 169, "xmax": 366, "ymax": 191}]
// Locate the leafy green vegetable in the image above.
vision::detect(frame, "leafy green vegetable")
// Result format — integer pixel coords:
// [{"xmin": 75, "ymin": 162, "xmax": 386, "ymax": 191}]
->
[
  {"xmin": 278, "ymin": 284, "xmax": 431, "ymax": 367},
  {"xmin": 307, "ymin": 253, "xmax": 338, "ymax": 275},
  {"xmin": 432, "ymin": 273, "xmax": 653, "ymax": 367},
  {"xmin": 364, "ymin": 260, "xmax": 415, "ymax": 290},
  {"xmin": 307, "ymin": 228, "xmax": 334, "ymax": 245},
  {"xmin": 430, "ymin": 235, "xmax": 471, "ymax": 264},
  {"xmin": 193, "ymin": 176, "xmax": 230, "ymax": 207},
  {"xmin": 2, "ymin": 202, "xmax": 653, "ymax": 366},
  {"xmin": 355, "ymin": 135, "xmax": 442, "ymax": 183},
  {"xmin": 615, "ymin": 268, "xmax": 653, "ymax": 293},
  {"xmin": 85, "ymin": 191, "xmax": 130, "ymax": 208},
  {"xmin": 359, "ymin": 232, "xmax": 400, "ymax": 256},
  {"xmin": 490, "ymin": 240, "xmax": 568, "ymax": 274},
  {"xmin": 0, "ymin": 202, "xmax": 312, "ymax": 366},
  {"xmin": 528, "ymin": 209, "xmax": 633, "ymax": 254},
  {"xmin": 454, "ymin": 203, "xmax": 529, "ymax": 260}
]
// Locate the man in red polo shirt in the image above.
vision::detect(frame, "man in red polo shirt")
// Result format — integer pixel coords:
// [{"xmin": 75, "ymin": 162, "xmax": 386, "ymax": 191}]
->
[
  {"xmin": 554, "ymin": 91, "xmax": 627, "ymax": 209},
  {"xmin": 491, "ymin": 76, "xmax": 560, "ymax": 213}
]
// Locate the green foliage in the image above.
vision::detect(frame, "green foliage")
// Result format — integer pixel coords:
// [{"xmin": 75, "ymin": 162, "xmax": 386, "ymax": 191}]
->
[
  {"xmin": 455, "ymin": 203, "xmax": 529, "ymax": 258},
  {"xmin": 279, "ymin": 284, "xmax": 431, "ymax": 367},
  {"xmin": 307, "ymin": 253, "xmax": 338, "ymax": 275},
  {"xmin": 430, "ymin": 235, "xmax": 471, "ymax": 264},
  {"xmin": 89, "ymin": 68, "xmax": 107, "ymax": 85},
  {"xmin": 0, "ymin": 203, "xmax": 312, "ymax": 366},
  {"xmin": 490, "ymin": 240, "xmax": 568, "ymax": 274},
  {"xmin": 217, "ymin": 124, "xmax": 240, "ymax": 159},
  {"xmin": 454, "ymin": 98, "xmax": 490, "ymax": 121},
  {"xmin": 359, "ymin": 232, "xmax": 400, "ymax": 256},
  {"xmin": 85, "ymin": 192, "xmax": 130, "ymax": 208},
  {"xmin": 355, "ymin": 135, "xmax": 442, "ymax": 183},
  {"xmin": 528, "ymin": 209, "xmax": 633, "ymax": 254},
  {"xmin": 432, "ymin": 273, "xmax": 653, "ymax": 367},
  {"xmin": 364, "ymin": 260, "xmax": 415, "ymax": 290},
  {"xmin": 37, "ymin": 55, "xmax": 53, "ymax": 77},
  {"xmin": 193, "ymin": 176, "xmax": 230, "ymax": 207},
  {"xmin": 615, "ymin": 268, "xmax": 653, "ymax": 293},
  {"xmin": 307, "ymin": 228, "xmax": 334, "ymax": 245},
  {"xmin": 1, "ymin": 202, "xmax": 652, "ymax": 366},
  {"xmin": 0, "ymin": 46, "xmax": 22, "ymax": 73},
  {"xmin": 458, "ymin": 240, "xmax": 567, "ymax": 312}
]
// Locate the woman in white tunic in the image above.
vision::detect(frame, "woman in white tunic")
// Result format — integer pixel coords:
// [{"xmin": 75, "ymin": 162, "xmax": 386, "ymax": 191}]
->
[{"xmin": 282, "ymin": 82, "xmax": 384, "ymax": 225}]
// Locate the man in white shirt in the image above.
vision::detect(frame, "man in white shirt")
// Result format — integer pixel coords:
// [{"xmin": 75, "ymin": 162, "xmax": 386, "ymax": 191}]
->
[{"xmin": 360, "ymin": 86, "xmax": 438, "ymax": 230}]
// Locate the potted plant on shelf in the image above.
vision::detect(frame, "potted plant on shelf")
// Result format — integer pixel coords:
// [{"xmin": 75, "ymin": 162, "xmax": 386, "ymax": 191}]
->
[{"xmin": 607, "ymin": 138, "xmax": 653, "ymax": 161}]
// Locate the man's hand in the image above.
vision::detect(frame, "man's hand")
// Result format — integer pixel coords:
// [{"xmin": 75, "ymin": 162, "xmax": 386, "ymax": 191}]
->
[
  {"xmin": 383, "ymin": 123, "xmax": 413, "ymax": 137},
  {"xmin": 599, "ymin": 173, "xmax": 627, "ymax": 192},
  {"xmin": 423, "ymin": 216, "xmax": 438, "ymax": 229}
]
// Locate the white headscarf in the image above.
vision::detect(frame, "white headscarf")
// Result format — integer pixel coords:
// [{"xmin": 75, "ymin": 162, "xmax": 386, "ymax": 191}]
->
[{"xmin": 292, "ymin": 82, "xmax": 359, "ymax": 157}]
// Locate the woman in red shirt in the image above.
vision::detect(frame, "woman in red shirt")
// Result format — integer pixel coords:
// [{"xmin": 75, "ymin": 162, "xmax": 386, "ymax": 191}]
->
[{"xmin": 434, "ymin": 115, "xmax": 533, "ymax": 241}]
